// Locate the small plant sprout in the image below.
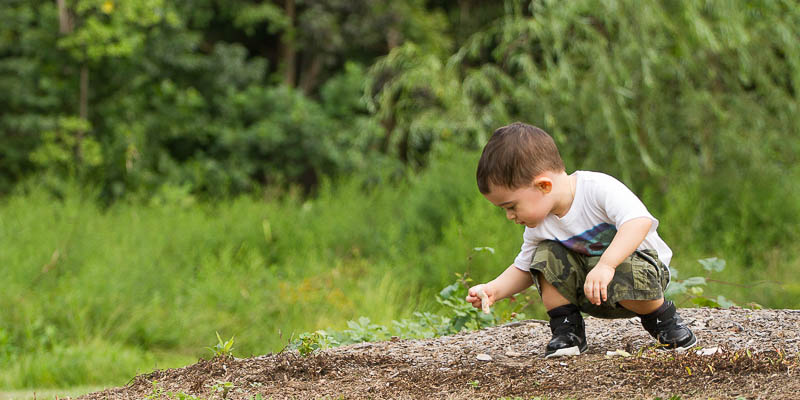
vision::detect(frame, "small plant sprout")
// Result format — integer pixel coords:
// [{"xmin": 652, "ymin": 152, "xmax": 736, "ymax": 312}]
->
[
  {"xmin": 207, "ymin": 332, "xmax": 235, "ymax": 358},
  {"xmin": 211, "ymin": 381, "xmax": 234, "ymax": 399},
  {"xmin": 295, "ymin": 330, "xmax": 336, "ymax": 356},
  {"xmin": 145, "ymin": 380, "xmax": 163, "ymax": 400}
]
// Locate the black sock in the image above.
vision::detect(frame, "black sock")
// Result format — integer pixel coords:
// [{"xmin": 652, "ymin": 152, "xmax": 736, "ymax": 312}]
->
[
  {"xmin": 547, "ymin": 304, "xmax": 580, "ymax": 318},
  {"xmin": 639, "ymin": 300, "xmax": 673, "ymax": 320}
]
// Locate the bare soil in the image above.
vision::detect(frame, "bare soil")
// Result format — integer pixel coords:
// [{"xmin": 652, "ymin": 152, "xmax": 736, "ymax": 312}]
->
[{"xmin": 80, "ymin": 308, "xmax": 799, "ymax": 400}]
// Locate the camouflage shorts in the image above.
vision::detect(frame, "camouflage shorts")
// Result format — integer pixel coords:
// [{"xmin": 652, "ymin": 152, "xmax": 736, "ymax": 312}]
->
[{"xmin": 529, "ymin": 240, "xmax": 671, "ymax": 319}]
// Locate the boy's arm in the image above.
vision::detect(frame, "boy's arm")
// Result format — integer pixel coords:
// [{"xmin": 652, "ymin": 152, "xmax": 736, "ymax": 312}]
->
[
  {"xmin": 584, "ymin": 216, "xmax": 653, "ymax": 305},
  {"xmin": 465, "ymin": 265, "xmax": 533, "ymax": 309}
]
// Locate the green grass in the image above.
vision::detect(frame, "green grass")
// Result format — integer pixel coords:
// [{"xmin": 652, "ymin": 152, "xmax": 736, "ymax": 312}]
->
[
  {"xmin": 1, "ymin": 150, "xmax": 798, "ymax": 389},
  {"xmin": 0, "ymin": 387, "xmax": 103, "ymax": 400}
]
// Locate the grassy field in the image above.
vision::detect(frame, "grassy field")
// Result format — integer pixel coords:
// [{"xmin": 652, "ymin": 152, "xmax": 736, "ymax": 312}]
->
[
  {"xmin": 0, "ymin": 387, "xmax": 104, "ymax": 400},
  {"xmin": 1, "ymin": 151, "xmax": 798, "ymax": 390}
]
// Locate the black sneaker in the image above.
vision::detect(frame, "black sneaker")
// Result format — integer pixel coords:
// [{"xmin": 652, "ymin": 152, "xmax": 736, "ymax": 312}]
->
[
  {"xmin": 640, "ymin": 300, "xmax": 697, "ymax": 351},
  {"xmin": 545, "ymin": 304, "xmax": 588, "ymax": 358}
]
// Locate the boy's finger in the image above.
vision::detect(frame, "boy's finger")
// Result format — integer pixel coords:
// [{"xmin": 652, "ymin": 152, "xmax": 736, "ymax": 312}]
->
[
  {"xmin": 601, "ymin": 285, "xmax": 607, "ymax": 302},
  {"xmin": 594, "ymin": 284, "xmax": 601, "ymax": 305}
]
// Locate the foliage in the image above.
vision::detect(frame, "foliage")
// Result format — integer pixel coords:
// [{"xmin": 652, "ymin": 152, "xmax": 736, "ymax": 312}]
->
[
  {"xmin": 435, "ymin": 281, "xmax": 495, "ymax": 332},
  {"xmin": 210, "ymin": 381, "xmax": 234, "ymax": 399},
  {"xmin": 1, "ymin": 152, "xmax": 798, "ymax": 388},
  {"xmin": 146, "ymin": 380, "xmax": 204, "ymax": 400},
  {"xmin": 293, "ymin": 330, "xmax": 337, "ymax": 357},
  {"xmin": 206, "ymin": 332, "xmax": 235, "ymax": 358},
  {"xmin": 290, "ymin": 275, "xmax": 530, "ymax": 353},
  {"xmin": 366, "ymin": 0, "xmax": 800, "ymax": 267},
  {"xmin": 2, "ymin": 0, "xmax": 800, "ymax": 390},
  {"xmin": 665, "ymin": 257, "xmax": 767, "ymax": 309},
  {"xmin": 0, "ymin": 0, "xmax": 455, "ymax": 198}
]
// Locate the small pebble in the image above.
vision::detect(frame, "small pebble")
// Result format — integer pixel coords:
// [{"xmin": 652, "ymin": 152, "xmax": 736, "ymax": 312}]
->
[
  {"xmin": 505, "ymin": 350, "xmax": 522, "ymax": 357},
  {"xmin": 476, "ymin": 353, "xmax": 493, "ymax": 361},
  {"xmin": 696, "ymin": 347, "xmax": 722, "ymax": 356},
  {"xmin": 605, "ymin": 349, "xmax": 632, "ymax": 357}
]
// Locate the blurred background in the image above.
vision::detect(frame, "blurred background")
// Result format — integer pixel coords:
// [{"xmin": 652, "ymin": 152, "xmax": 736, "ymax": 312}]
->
[{"xmin": 2, "ymin": 0, "xmax": 799, "ymax": 394}]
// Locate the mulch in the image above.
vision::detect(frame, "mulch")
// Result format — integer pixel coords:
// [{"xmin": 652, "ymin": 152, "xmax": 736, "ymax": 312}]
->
[{"xmin": 78, "ymin": 307, "xmax": 800, "ymax": 400}]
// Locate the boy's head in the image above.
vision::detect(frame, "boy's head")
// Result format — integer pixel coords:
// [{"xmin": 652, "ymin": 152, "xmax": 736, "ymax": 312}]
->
[
  {"xmin": 476, "ymin": 122, "xmax": 564, "ymax": 194},
  {"xmin": 476, "ymin": 123, "xmax": 567, "ymax": 228}
]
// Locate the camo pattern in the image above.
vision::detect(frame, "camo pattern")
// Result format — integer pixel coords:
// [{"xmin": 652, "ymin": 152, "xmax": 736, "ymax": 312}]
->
[{"xmin": 529, "ymin": 240, "xmax": 670, "ymax": 319}]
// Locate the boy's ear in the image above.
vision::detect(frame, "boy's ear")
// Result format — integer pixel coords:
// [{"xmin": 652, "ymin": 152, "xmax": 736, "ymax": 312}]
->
[{"xmin": 533, "ymin": 175, "xmax": 553, "ymax": 194}]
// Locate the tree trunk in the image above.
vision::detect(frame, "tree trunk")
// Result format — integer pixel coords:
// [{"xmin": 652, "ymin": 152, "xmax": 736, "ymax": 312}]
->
[
  {"xmin": 299, "ymin": 55, "xmax": 323, "ymax": 95},
  {"xmin": 282, "ymin": 0, "xmax": 297, "ymax": 87},
  {"xmin": 386, "ymin": 27, "xmax": 401, "ymax": 51},
  {"xmin": 458, "ymin": 0, "xmax": 471, "ymax": 40},
  {"xmin": 57, "ymin": 0, "xmax": 73, "ymax": 34},
  {"xmin": 57, "ymin": 0, "xmax": 87, "ymax": 163}
]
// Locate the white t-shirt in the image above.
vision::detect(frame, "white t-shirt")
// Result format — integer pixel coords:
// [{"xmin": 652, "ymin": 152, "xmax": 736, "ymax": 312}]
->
[{"xmin": 512, "ymin": 171, "xmax": 672, "ymax": 272}]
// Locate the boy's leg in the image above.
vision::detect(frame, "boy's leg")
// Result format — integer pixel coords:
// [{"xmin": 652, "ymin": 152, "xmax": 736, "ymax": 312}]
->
[
  {"xmin": 537, "ymin": 272, "xmax": 588, "ymax": 358},
  {"xmin": 536, "ymin": 271, "xmax": 571, "ymax": 310},
  {"xmin": 635, "ymin": 300, "xmax": 697, "ymax": 350},
  {"xmin": 532, "ymin": 242, "xmax": 696, "ymax": 351},
  {"xmin": 603, "ymin": 251, "xmax": 696, "ymax": 350},
  {"xmin": 617, "ymin": 298, "xmax": 663, "ymax": 315},
  {"xmin": 529, "ymin": 241, "xmax": 589, "ymax": 358}
]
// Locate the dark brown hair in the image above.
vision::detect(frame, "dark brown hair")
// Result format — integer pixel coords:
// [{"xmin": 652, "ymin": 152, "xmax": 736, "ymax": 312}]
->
[{"xmin": 476, "ymin": 122, "xmax": 565, "ymax": 194}]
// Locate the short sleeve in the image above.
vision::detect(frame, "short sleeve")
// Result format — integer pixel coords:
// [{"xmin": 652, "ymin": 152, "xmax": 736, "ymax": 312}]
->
[
  {"xmin": 595, "ymin": 176, "xmax": 659, "ymax": 234},
  {"xmin": 512, "ymin": 227, "xmax": 540, "ymax": 272}
]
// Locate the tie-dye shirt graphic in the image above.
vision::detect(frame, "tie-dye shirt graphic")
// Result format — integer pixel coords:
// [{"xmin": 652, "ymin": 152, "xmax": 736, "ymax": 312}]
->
[{"xmin": 559, "ymin": 223, "xmax": 617, "ymax": 256}]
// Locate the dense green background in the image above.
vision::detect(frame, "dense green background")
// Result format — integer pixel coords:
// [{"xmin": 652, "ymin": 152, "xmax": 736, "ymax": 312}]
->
[{"xmin": 2, "ymin": 0, "xmax": 799, "ymax": 391}]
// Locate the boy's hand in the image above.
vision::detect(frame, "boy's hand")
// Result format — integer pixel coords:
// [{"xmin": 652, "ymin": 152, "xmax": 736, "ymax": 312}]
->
[
  {"xmin": 466, "ymin": 283, "xmax": 495, "ymax": 313},
  {"xmin": 584, "ymin": 263, "xmax": 615, "ymax": 305}
]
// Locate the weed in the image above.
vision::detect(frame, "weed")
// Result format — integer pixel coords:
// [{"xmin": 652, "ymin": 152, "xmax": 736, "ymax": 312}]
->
[
  {"xmin": 210, "ymin": 381, "xmax": 234, "ymax": 399},
  {"xmin": 145, "ymin": 380, "xmax": 164, "ymax": 400},
  {"xmin": 664, "ymin": 257, "xmax": 766, "ymax": 308},
  {"xmin": 292, "ymin": 330, "xmax": 337, "ymax": 356},
  {"xmin": 206, "ymin": 332, "xmax": 235, "ymax": 358},
  {"xmin": 436, "ymin": 281, "xmax": 494, "ymax": 332},
  {"xmin": 342, "ymin": 317, "xmax": 390, "ymax": 343},
  {"xmin": 170, "ymin": 391, "xmax": 202, "ymax": 400}
]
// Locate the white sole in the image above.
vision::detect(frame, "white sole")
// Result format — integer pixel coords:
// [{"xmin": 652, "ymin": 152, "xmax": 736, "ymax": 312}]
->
[
  {"xmin": 674, "ymin": 336, "xmax": 698, "ymax": 352},
  {"xmin": 657, "ymin": 336, "xmax": 698, "ymax": 352},
  {"xmin": 545, "ymin": 346, "xmax": 582, "ymax": 358}
]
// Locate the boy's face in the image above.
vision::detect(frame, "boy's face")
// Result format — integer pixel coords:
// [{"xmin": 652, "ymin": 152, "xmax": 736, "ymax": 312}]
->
[{"xmin": 483, "ymin": 179, "xmax": 555, "ymax": 228}]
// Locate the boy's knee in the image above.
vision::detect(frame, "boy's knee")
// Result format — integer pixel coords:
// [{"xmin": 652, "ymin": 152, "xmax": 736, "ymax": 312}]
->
[
  {"xmin": 618, "ymin": 298, "xmax": 664, "ymax": 315},
  {"xmin": 534, "ymin": 270, "xmax": 553, "ymax": 288}
]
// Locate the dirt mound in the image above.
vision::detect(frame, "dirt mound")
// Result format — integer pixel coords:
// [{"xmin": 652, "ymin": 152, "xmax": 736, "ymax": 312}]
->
[{"xmin": 80, "ymin": 308, "xmax": 799, "ymax": 399}]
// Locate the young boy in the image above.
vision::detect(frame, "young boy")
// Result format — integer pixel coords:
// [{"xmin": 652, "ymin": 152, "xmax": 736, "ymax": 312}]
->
[{"xmin": 465, "ymin": 122, "xmax": 697, "ymax": 358}]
